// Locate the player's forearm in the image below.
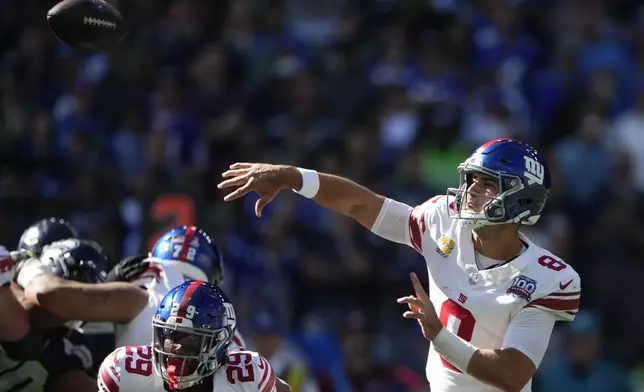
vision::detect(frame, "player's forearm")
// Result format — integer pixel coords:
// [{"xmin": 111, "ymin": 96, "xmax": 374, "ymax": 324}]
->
[
  {"xmin": 431, "ymin": 327, "xmax": 533, "ymax": 392},
  {"xmin": 26, "ymin": 275, "xmax": 147, "ymax": 323},
  {"xmin": 0, "ymin": 288, "xmax": 30, "ymax": 341},
  {"xmin": 286, "ymin": 166, "xmax": 386, "ymax": 228},
  {"xmin": 466, "ymin": 348, "xmax": 532, "ymax": 392}
]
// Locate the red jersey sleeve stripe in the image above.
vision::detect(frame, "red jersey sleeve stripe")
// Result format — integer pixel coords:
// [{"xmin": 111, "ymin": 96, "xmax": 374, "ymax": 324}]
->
[
  {"xmin": 99, "ymin": 364, "xmax": 120, "ymax": 392},
  {"xmin": 258, "ymin": 357, "xmax": 269, "ymax": 385},
  {"xmin": 549, "ymin": 291, "xmax": 581, "ymax": 297},
  {"xmin": 528, "ymin": 297, "xmax": 580, "ymax": 311},
  {"xmin": 408, "ymin": 207, "xmax": 424, "ymax": 253},
  {"xmin": 259, "ymin": 357, "xmax": 276, "ymax": 392}
]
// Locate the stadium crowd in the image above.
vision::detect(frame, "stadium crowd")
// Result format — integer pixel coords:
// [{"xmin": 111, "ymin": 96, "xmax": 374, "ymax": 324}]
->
[{"xmin": 1, "ymin": 0, "xmax": 644, "ymax": 390}]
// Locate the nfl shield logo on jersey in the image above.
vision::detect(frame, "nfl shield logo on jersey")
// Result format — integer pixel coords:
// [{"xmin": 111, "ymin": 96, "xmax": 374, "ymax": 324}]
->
[
  {"xmin": 436, "ymin": 235, "xmax": 455, "ymax": 258},
  {"xmin": 506, "ymin": 275, "xmax": 537, "ymax": 301}
]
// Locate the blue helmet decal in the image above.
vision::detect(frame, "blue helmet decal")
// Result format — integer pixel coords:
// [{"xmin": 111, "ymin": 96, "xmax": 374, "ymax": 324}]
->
[{"xmin": 150, "ymin": 226, "xmax": 223, "ymax": 284}]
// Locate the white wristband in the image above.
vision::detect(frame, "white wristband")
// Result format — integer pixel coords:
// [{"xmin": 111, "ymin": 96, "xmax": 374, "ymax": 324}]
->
[
  {"xmin": 432, "ymin": 328, "xmax": 477, "ymax": 373},
  {"xmin": 293, "ymin": 168, "xmax": 320, "ymax": 198}
]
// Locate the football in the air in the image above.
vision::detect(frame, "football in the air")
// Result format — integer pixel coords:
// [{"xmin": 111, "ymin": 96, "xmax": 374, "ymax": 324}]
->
[{"xmin": 47, "ymin": 0, "xmax": 126, "ymax": 51}]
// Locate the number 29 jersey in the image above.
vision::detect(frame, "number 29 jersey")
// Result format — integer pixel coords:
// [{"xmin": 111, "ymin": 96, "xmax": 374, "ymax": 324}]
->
[
  {"xmin": 115, "ymin": 261, "xmax": 247, "ymax": 350},
  {"xmin": 98, "ymin": 346, "xmax": 276, "ymax": 392},
  {"xmin": 406, "ymin": 195, "xmax": 581, "ymax": 392}
]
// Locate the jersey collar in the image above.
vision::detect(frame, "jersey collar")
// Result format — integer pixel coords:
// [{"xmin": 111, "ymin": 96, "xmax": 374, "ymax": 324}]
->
[{"xmin": 457, "ymin": 228, "xmax": 534, "ymax": 288}]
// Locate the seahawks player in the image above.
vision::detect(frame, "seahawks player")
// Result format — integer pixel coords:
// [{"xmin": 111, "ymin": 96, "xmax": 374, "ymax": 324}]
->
[
  {"xmin": 1, "ymin": 239, "xmax": 112, "ymax": 392},
  {"xmin": 14, "ymin": 217, "xmax": 149, "ymax": 325}
]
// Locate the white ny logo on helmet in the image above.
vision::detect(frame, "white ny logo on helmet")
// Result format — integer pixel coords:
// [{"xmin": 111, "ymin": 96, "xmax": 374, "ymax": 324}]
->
[{"xmin": 524, "ymin": 156, "xmax": 545, "ymax": 185}]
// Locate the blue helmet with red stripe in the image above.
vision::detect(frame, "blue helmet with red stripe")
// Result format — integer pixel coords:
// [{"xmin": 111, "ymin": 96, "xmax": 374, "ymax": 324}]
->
[
  {"xmin": 447, "ymin": 138, "xmax": 551, "ymax": 228},
  {"xmin": 149, "ymin": 226, "xmax": 223, "ymax": 284},
  {"xmin": 153, "ymin": 280, "xmax": 236, "ymax": 389}
]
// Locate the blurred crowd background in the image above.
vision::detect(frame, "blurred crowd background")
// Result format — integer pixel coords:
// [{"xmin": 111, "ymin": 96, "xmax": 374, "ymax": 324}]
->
[{"xmin": 1, "ymin": 0, "xmax": 644, "ymax": 390}]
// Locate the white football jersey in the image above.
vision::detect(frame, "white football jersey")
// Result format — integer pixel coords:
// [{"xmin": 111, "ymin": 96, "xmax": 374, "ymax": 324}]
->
[
  {"xmin": 97, "ymin": 346, "xmax": 276, "ymax": 392},
  {"xmin": 406, "ymin": 195, "xmax": 581, "ymax": 392},
  {"xmin": 115, "ymin": 261, "xmax": 247, "ymax": 350}
]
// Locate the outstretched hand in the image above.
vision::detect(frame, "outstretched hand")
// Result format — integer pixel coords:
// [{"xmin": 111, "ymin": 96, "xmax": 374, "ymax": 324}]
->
[
  {"xmin": 397, "ymin": 272, "xmax": 443, "ymax": 341},
  {"xmin": 218, "ymin": 163, "xmax": 297, "ymax": 217}
]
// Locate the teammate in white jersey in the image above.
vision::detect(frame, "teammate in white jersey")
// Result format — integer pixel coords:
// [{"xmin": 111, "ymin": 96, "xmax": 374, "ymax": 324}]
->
[
  {"xmin": 116, "ymin": 225, "xmax": 246, "ymax": 350},
  {"xmin": 98, "ymin": 280, "xmax": 290, "ymax": 392},
  {"xmin": 218, "ymin": 138, "xmax": 581, "ymax": 392}
]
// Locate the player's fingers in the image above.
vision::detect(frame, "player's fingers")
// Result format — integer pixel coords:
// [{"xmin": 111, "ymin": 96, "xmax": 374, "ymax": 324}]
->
[
  {"xmin": 410, "ymin": 272, "xmax": 429, "ymax": 302},
  {"xmin": 255, "ymin": 193, "xmax": 276, "ymax": 217},
  {"xmin": 221, "ymin": 168, "xmax": 251, "ymax": 178},
  {"xmin": 397, "ymin": 296, "xmax": 425, "ymax": 308},
  {"xmin": 217, "ymin": 173, "xmax": 251, "ymax": 189},
  {"xmin": 402, "ymin": 311, "xmax": 424, "ymax": 320},
  {"xmin": 230, "ymin": 162, "xmax": 254, "ymax": 169},
  {"xmin": 138, "ymin": 261, "xmax": 150, "ymax": 271},
  {"xmin": 223, "ymin": 180, "xmax": 255, "ymax": 202}
]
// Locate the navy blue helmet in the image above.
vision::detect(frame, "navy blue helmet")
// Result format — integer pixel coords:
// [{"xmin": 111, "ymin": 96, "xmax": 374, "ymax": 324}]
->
[
  {"xmin": 447, "ymin": 138, "xmax": 551, "ymax": 228},
  {"xmin": 18, "ymin": 218, "xmax": 79, "ymax": 256},
  {"xmin": 153, "ymin": 280, "xmax": 235, "ymax": 389},
  {"xmin": 149, "ymin": 226, "xmax": 223, "ymax": 285},
  {"xmin": 39, "ymin": 239, "xmax": 109, "ymax": 283}
]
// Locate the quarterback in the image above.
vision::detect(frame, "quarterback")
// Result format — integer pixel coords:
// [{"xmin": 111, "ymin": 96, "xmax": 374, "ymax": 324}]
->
[
  {"xmin": 218, "ymin": 138, "xmax": 581, "ymax": 392},
  {"xmin": 116, "ymin": 225, "xmax": 247, "ymax": 350},
  {"xmin": 98, "ymin": 280, "xmax": 290, "ymax": 392}
]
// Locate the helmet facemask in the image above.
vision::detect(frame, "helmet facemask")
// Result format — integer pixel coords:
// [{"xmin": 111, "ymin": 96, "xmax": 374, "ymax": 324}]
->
[
  {"xmin": 447, "ymin": 163, "xmax": 535, "ymax": 229},
  {"xmin": 152, "ymin": 317, "xmax": 231, "ymax": 390}
]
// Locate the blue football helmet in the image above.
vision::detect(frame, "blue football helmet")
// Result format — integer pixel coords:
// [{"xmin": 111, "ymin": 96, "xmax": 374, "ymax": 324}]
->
[
  {"xmin": 18, "ymin": 217, "xmax": 79, "ymax": 256},
  {"xmin": 149, "ymin": 226, "xmax": 223, "ymax": 284},
  {"xmin": 447, "ymin": 138, "xmax": 551, "ymax": 228},
  {"xmin": 152, "ymin": 280, "xmax": 235, "ymax": 389}
]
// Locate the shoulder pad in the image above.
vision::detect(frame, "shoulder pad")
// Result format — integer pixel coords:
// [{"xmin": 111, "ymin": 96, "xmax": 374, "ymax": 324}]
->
[
  {"xmin": 98, "ymin": 346, "xmax": 154, "ymax": 392},
  {"xmin": 225, "ymin": 350, "xmax": 276, "ymax": 392},
  {"xmin": 526, "ymin": 253, "xmax": 581, "ymax": 321}
]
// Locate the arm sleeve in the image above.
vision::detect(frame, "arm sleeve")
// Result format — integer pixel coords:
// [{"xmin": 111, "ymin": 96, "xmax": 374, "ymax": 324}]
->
[
  {"xmin": 501, "ymin": 307, "xmax": 557, "ymax": 368},
  {"xmin": 371, "ymin": 195, "xmax": 449, "ymax": 253},
  {"xmin": 370, "ymin": 198, "xmax": 414, "ymax": 246}
]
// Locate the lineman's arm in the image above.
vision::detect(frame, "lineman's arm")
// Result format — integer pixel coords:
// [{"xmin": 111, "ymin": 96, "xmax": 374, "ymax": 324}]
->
[{"xmin": 19, "ymin": 259, "xmax": 147, "ymax": 323}]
